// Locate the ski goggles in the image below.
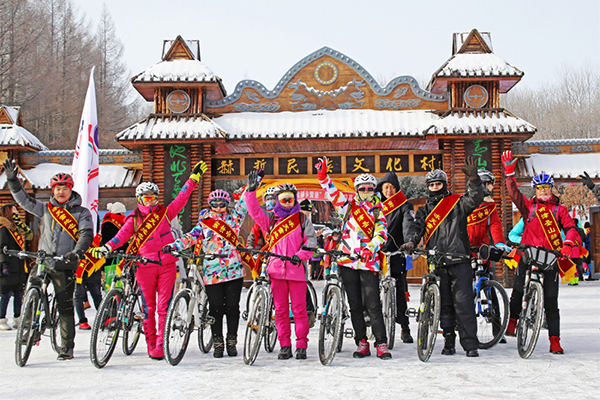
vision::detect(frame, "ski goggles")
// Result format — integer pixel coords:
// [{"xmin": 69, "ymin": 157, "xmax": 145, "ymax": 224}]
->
[
  {"xmin": 209, "ymin": 200, "xmax": 229, "ymax": 209},
  {"xmin": 535, "ymin": 184, "xmax": 552, "ymax": 190},
  {"xmin": 279, "ymin": 197, "xmax": 295, "ymax": 205},
  {"xmin": 140, "ymin": 194, "xmax": 157, "ymax": 202},
  {"xmin": 357, "ymin": 186, "xmax": 375, "ymax": 193}
]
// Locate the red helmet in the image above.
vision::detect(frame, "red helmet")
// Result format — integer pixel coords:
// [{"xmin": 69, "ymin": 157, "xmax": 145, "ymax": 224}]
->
[{"xmin": 50, "ymin": 172, "xmax": 74, "ymax": 189}]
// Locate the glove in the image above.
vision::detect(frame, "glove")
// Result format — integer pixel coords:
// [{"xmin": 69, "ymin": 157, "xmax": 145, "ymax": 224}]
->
[
  {"xmin": 494, "ymin": 242, "xmax": 511, "ymax": 252},
  {"xmin": 501, "ymin": 150, "xmax": 517, "ymax": 176},
  {"xmin": 3, "ymin": 159, "xmax": 18, "ymax": 181},
  {"xmin": 561, "ymin": 241, "xmax": 573, "ymax": 258},
  {"xmin": 360, "ymin": 247, "xmax": 374, "ymax": 264},
  {"xmin": 90, "ymin": 246, "xmax": 109, "ymax": 259},
  {"xmin": 402, "ymin": 241, "xmax": 415, "ymax": 254},
  {"xmin": 1, "ymin": 263, "xmax": 10, "ymax": 276},
  {"xmin": 290, "ymin": 255, "xmax": 301, "ymax": 265},
  {"xmin": 461, "ymin": 156, "xmax": 480, "ymax": 184},
  {"xmin": 64, "ymin": 251, "xmax": 80, "ymax": 265},
  {"xmin": 247, "ymin": 170, "xmax": 259, "ymax": 192},
  {"xmin": 161, "ymin": 245, "xmax": 173, "ymax": 254},
  {"xmin": 579, "ymin": 171, "xmax": 595, "ymax": 191},
  {"xmin": 189, "ymin": 161, "xmax": 208, "ymax": 182},
  {"xmin": 314, "ymin": 157, "xmax": 328, "ymax": 181}
]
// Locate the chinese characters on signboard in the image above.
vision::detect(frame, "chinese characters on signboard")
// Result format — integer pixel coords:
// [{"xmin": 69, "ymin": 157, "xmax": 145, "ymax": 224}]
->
[
  {"xmin": 163, "ymin": 145, "xmax": 192, "ymax": 232},
  {"xmin": 465, "ymin": 140, "xmax": 492, "ymax": 170}
]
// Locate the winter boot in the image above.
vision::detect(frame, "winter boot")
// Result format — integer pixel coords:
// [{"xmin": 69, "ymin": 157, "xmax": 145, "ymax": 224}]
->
[
  {"xmin": 148, "ymin": 344, "xmax": 164, "ymax": 360},
  {"xmin": 375, "ymin": 343, "xmax": 392, "ymax": 360},
  {"xmin": 295, "ymin": 348, "xmax": 307, "ymax": 359},
  {"xmin": 441, "ymin": 332, "xmax": 456, "ymax": 355},
  {"xmin": 57, "ymin": 348, "xmax": 74, "ymax": 360},
  {"xmin": 0, "ymin": 318, "xmax": 12, "ymax": 331},
  {"xmin": 401, "ymin": 328, "xmax": 414, "ymax": 343},
  {"xmin": 278, "ymin": 346, "xmax": 293, "ymax": 360},
  {"xmin": 213, "ymin": 335, "xmax": 224, "ymax": 358},
  {"xmin": 78, "ymin": 321, "xmax": 91, "ymax": 330},
  {"xmin": 466, "ymin": 349, "xmax": 479, "ymax": 357},
  {"xmin": 549, "ymin": 336, "xmax": 564, "ymax": 354},
  {"xmin": 226, "ymin": 334, "xmax": 238, "ymax": 357},
  {"xmin": 505, "ymin": 318, "xmax": 517, "ymax": 337},
  {"xmin": 12, "ymin": 317, "xmax": 20, "ymax": 329},
  {"xmin": 353, "ymin": 339, "xmax": 371, "ymax": 358}
]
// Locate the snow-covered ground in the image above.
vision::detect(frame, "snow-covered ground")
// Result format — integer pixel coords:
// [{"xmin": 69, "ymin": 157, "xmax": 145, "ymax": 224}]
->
[{"xmin": 1, "ymin": 281, "xmax": 599, "ymax": 400}]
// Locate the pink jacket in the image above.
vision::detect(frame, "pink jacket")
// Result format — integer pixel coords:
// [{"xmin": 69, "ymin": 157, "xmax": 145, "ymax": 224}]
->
[
  {"xmin": 107, "ymin": 179, "xmax": 198, "ymax": 266},
  {"xmin": 245, "ymin": 191, "xmax": 316, "ymax": 281}
]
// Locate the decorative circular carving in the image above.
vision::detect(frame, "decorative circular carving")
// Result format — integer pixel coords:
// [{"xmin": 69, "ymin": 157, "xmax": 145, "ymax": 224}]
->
[
  {"xmin": 314, "ymin": 61, "xmax": 338, "ymax": 85},
  {"xmin": 166, "ymin": 90, "xmax": 191, "ymax": 113},
  {"xmin": 464, "ymin": 85, "xmax": 489, "ymax": 108}
]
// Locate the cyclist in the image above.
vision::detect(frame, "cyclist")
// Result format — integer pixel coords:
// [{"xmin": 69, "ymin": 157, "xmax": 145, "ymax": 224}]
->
[
  {"xmin": 467, "ymin": 170, "xmax": 506, "ymax": 252},
  {"xmin": 315, "ymin": 157, "xmax": 391, "ymax": 360},
  {"xmin": 375, "ymin": 171, "xmax": 417, "ymax": 344},
  {"xmin": 244, "ymin": 172, "xmax": 316, "ymax": 360},
  {"xmin": 162, "ymin": 188, "xmax": 249, "ymax": 358},
  {"xmin": 91, "ymin": 161, "xmax": 206, "ymax": 360},
  {"xmin": 99, "ymin": 202, "xmax": 128, "ymax": 290},
  {"xmin": 0, "ymin": 204, "xmax": 31, "ymax": 331},
  {"xmin": 3, "ymin": 159, "xmax": 93, "ymax": 361},
  {"xmin": 502, "ymin": 150, "xmax": 577, "ymax": 354},
  {"xmin": 405, "ymin": 157, "xmax": 484, "ymax": 357}
]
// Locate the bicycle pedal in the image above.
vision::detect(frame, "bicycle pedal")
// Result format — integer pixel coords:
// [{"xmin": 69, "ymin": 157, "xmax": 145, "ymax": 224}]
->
[
  {"xmin": 344, "ymin": 328, "xmax": 354, "ymax": 338},
  {"xmin": 406, "ymin": 308, "xmax": 418, "ymax": 318}
]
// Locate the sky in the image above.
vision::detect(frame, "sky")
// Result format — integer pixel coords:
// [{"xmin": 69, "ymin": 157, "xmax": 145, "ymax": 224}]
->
[{"xmin": 72, "ymin": 0, "xmax": 600, "ymax": 97}]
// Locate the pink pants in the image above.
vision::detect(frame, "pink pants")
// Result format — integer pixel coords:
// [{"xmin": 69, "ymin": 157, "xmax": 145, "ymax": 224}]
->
[
  {"xmin": 136, "ymin": 262, "xmax": 177, "ymax": 349},
  {"xmin": 271, "ymin": 279, "xmax": 309, "ymax": 349}
]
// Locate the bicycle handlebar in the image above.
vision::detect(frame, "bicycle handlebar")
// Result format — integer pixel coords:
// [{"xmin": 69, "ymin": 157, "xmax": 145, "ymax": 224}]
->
[
  {"xmin": 515, "ymin": 243, "xmax": 563, "ymax": 257},
  {"xmin": 170, "ymin": 250, "xmax": 227, "ymax": 261},
  {"xmin": 3, "ymin": 247, "xmax": 65, "ymax": 262},
  {"xmin": 409, "ymin": 247, "xmax": 471, "ymax": 262},
  {"xmin": 302, "ymin": 246, "xmax": 359, "ymax": 261},
  {"xmin": 236, "ymin": 246, "xmax": 295, "ymax": 262},
  {"xmin": 105, "ymin": 251, "xmax": 161, "ymax": 265}
]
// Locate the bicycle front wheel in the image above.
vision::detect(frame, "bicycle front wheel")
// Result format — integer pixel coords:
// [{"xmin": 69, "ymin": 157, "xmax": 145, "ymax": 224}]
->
[
  {"xmin": 417, "ymin": 284, "xmax": 441, "ymax": 362},
  {"xmin": 475, "ymin": 280, "xmax": 509, "ymax": 349},
  {"xmin": 382, "ymin": 282, "xmax": 397, "ymax": 349},
  {"xmin": 517, "ymin": 281, "xmax": 544, "ymax": 359},
  {"xmin": 164, "ymin": 291, "xmax": 193, "ymax": 366},
  {"xmin": 197, "ymin": 292, "xmax": 213, "ymax": 354},
  {"xmin": 90, "ymin": 289, "xmax": 122, "ymax": 369},
  {"xmin": 264, "ymin": 301, "xmax": 277, "ymax": 353},
  {"xmin": 318, "ymin": 285, "xmax": 343, "ymax": 366},
  {"xmin": 49, "ymin": 292, "xmax": 61, "ymax": 354},
  {"xmin": 15, "ymin": 288, "xmax": 41, "ymax": 367},
  {"xmin": 122, "ymin": 294, "xmax": 143, "ymax": 355},
  {"xmin": 243, "ymin": 286, "xmax": 268, "ymax": 365}
]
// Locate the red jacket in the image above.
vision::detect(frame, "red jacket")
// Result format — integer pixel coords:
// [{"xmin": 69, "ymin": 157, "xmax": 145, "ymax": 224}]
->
[
  {"xmin": 467, "ymin": 199, "xmax": 504, "ymax": 248},
  {"xmin": 506, "ymin": 176, "xmax": 578, "ymax": 248}
]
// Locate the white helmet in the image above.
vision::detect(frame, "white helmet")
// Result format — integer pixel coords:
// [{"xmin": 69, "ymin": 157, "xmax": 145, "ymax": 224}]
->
[
  {"xmin": 136, "ymin": 182, "xmax": 159, "ymax": 197},
  {"xmin": 353, "ymin": 173, "xmax": 377, "ymax": 189},
  {"xmin": 263, "ymin": 186, "xmax": 277, "ymax": 200}
]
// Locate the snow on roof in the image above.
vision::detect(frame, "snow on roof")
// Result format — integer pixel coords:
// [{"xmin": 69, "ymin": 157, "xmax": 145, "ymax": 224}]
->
[
  {"xmin": 116, "ymin": 115, "xmax": 226, "ymax": 141},
  {"xmin": 162, "ymin": 39, "xmax": 199, "ymax": 60},
  {"xmin": 133, "ymin": 59, "xmax": 218, "ymax": 83},
  {"xmin": 212, "ymin": 109, "xmax": 439, "ymax": 139},
  {"xmin": 454, "ymin": 32, "xmax": 493, "ymax": 52},
  {"xmin": 436, "ymin": 53, "xmax": 523, "ymax": 78},
  {"xmin": 522, "ymin": 153, "xmax": 600, "ymax": 179},
  {"xmin": 0, "ymin": 124, "xmax": 47, "ymax": 151},
  {"xmin": 0, "ymin": 163, "xmax": 137, "ymax": 190},
  {"xmin": 425, "ymin": 110, "xmax": 536, "ymax": 135},
  {"xmin": 520, "ymin": 138, "xmax": 600, "ymax": 146}
]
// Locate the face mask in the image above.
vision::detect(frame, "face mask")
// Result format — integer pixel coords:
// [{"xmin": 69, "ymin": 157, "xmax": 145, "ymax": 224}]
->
[
  {"xmin": 266, "ymin": 199, "xmax": 276, "ymax": 210},
  {"xmin": 356, "ymin": 185, "xmax": 375, "ymax": 202}
]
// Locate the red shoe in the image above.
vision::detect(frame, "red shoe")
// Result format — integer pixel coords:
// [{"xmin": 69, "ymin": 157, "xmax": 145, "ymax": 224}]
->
[
  {"xmin": 375, "ymin": 343, "xmax": 392, "ymax": 360},
  {"xmin": 505, "ymin": 318, "xmax": 517, "ymax": 337},
  {"xmin": 549, "ymin": 336, "xmax": 564, "ymax": 354},
  {"xmin": 78, "ymin": 322, "xmax": 91, "ymax": 330},
  {"xmin": 353, "ymin": 339, "xmax": 371, "ymax": 358}
]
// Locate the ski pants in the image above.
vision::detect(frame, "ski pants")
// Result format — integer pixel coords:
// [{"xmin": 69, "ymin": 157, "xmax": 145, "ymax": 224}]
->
[
  {"xmin": 74, "ymin": 270, "xmax": 102, "ymax": 324},
  {"xmin": 271, "ymin": 278, "xmax": 309, "ymax": 349},
  {"xmin": 0, "ymin": 284, "xmax": 23, "ymax": 319},
  {"xmin": 204, "ymin": 278, "xmax": 244, "ymax": 338},
  {"xmin": 390, "ymin": 254, "xmax": 410, "ymax": 330},
  {"xmin": 47, "ymin": 269, "xmax": 76, "ymax": 351}
]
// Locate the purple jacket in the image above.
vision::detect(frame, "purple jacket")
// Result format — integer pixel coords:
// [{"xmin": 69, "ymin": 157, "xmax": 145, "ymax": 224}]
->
[
  {"xmin": 245, "ymin": 191, "xmax": 316, "ymax": 281},
  {"xmin": 106, "ymin": 179, "xmax": 198, "ymax": 266}
]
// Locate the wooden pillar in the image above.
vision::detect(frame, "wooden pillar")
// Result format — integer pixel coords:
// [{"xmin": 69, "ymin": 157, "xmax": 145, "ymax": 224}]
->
[
  {"xmin": 442, "ymin": 140, "xmax": 454, "ymax": 192},
  {"xmin": 454, "ymin": 139, "xmax": 466, "ymax": 194}
]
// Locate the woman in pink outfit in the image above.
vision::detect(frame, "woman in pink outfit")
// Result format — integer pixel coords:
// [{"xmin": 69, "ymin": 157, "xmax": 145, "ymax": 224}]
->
[{"xmin": 244, "ymin": 170, "xmax": 316, "ymax": 360}]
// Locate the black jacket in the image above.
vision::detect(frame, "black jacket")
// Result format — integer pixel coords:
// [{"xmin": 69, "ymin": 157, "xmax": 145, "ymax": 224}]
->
[{"xmin": 0, "ymin": 219, "xmax": 27, "ymax": 288}]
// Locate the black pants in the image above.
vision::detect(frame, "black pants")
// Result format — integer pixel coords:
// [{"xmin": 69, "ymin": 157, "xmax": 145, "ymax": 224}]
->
[
  {"xmin": 509, "ymin": 259, "xmax": 560, "ymax": 337},
  {"xmin": 0, "ymin": 284, "xmax": 24, "ymax": 319},
  {"xmin": 310, "ymin": 259, "xmax": 322, "ymax": 280},
  {"xmin": 340, "ymin": 267, "xmax": 387, "ymax": 345},
  {"xmin": 437, "ymin": 261, "xmax": 479, "ymax": 351},
  {"xmin": 390, "ymin": 255, "xmax": 410, "ymax": 330},
  {"xmin": 47, "ymin": 269, "xmax": 76, "ymax": 350},
  {"xmin": 204, "ymin": 278, "xmax": 244, "ymax": 338},
  {"xmin": 74, "ymin": 271, "xmax": 102, "ymax": 324}
]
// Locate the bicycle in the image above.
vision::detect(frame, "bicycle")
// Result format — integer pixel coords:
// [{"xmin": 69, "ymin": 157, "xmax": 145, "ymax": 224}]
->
[
  {"xmin": 408, "ymin": 247, "xmax": 470, "ymax": 362},
  {"xmin": 237, "ymin": 246, "xmax": 295, "ymax": 365},
  {"xmin": 381, "ymin": 250, "xmax": 400, "ymax": 350},
  {"xmin": 5, "ymin": 248, "xmax": 64, "ymax": 367},
  {"xmin": 513, "ymin": 243, "xmax": 561, "ymax": 359},
  {"xmin": 473, "ymin": 244, "xmax": 509, "ymax": 349},
  {"xmin": 163, "ymin": 250, "xmax": 226, "ymax": 365},
  {"xmin": 90, "ymin": 251, "xmax": 160, "ymax": 369}
]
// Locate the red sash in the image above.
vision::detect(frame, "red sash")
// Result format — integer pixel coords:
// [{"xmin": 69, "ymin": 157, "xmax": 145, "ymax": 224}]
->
[
  {"xmin": 382, "ymin": 191, "xmax": 407, "ymax": 216},
  {"xmin": 467, "ymin": 203, "xmax": 496, "ymax": 226},
  {"xmin": 268, "ymin": 213, "xmax": 301, "ymax": 251},
  {"xmin": 116, "ymin": 206, "xmax": 168, "ymax": 275},
  {"xmin": 351, "ymin": 204, "xmax": 376, "ymax": 238},
  {"xmin": 423, "ymin": 194, "xmax": 461, "ymax": 246},
  {"xmin": 48, "ymin": 204, "xmax": 79, "ymax": 242},
  {"xmin": 536, "ymin": 206, "xmax": 576, "ymax": 283},
  {"xmin": 5, "ymin": 227, "xmax": 25, "ymax": 251},
  {"xmin": 200, "ymin": 218, "xmax": 256, "ymax": 272}
]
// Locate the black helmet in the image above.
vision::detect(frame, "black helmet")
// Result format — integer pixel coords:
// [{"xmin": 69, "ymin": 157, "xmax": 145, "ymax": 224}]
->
[
  {"xmin": 477, "ymin": 169, "xmax": 495, "ymax": 184},
  {"xmin": 425, "ymin": 169, "xmax": 447, "ymax": 184}
]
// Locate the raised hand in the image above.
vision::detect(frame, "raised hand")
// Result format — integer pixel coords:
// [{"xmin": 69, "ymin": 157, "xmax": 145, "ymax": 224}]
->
[
  {"xmin": 189, "ymin": 161, "xmax": 208, "ymax": 182},
  {"xmin": 579, "ymin": 171, "xmax": 595, "ymax": 191},
  {"xmin": 3, "ymin": 159, "xmax": 18, "ymax": 181},
  {"xmin": 314, "ymin": 157, "xmax": 328, "ymax": 181},
  {"xmin": 461, "ymin": 157, "xmax": 480, "ymax": 184},
  {"xmin": 501, "ymin": 150, "xmax": 517, "ymax": 176},
  {"xmin": 247, "ymin": 170, "xmax": 259, "ymax": 192}
]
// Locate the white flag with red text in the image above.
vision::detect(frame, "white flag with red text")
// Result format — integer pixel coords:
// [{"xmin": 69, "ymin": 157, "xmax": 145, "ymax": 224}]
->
[{"xmin": 72, "ymin": 67, "xmax": 99, "ymax": 235}]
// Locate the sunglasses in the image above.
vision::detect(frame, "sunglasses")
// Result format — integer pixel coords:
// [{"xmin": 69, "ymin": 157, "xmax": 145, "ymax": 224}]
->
[
  {"xmin": 428, "ymin": 182, "xmax": 443, "ymax": 188},
  {"xmin": 210, "ymin": 201, "xmax": 228, "ymax": 208},
  {"xmin": 279, "ymin": 197, "xmax": 295, "ymax": 204},
  {"xmin": 141, "ymin": 194, "xmax": 157, "ymax": 202},
  {"xmin": 535, "ymin": 184, "xmax": 552, "ymax": 190},
  {"xmin": 357, "ymin": 187, "xmax": 374, "ymax": 193}
]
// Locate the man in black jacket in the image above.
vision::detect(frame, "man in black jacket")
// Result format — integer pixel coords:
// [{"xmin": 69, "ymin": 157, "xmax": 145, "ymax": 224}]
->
[
  {"xmin": 376, "ymin": 171, "xmax": 417, "ymax": 343},
  {"xmin": 405, "ymin": 157, "xmax": 484, "ymax": 357}
]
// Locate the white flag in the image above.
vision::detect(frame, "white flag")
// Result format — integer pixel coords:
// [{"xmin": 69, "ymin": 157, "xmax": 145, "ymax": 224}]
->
[{"xmin": 72, "ymin": 67, "xmax": 99, "ymax": 235}]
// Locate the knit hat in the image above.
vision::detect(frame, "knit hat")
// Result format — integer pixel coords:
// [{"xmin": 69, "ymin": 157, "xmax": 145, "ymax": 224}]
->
[{"xmin": 107, "ymin": 202, "xmax": 126, "ymax": 214}]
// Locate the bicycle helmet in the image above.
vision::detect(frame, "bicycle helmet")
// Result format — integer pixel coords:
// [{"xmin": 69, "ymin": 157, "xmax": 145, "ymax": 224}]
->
[
  {"xmin": 425, "ymin": 169, "xmax": 447, "ymax": 184},
  {"xmin": 353, "ymin": 173, "xmax": 377, "ymax": 189},
  {"xmin": 50, "ymin": 172, "xmax": 74, "ymax": 189},
  {"xmin": 274, "ymin": 183, "xmax": 297, "ymax": 196},
  {"xmin": 477, "ymin": 169, "xmax": 495, "ymax": 184},
  {"xmin": 208, "ymin": 189, "xmax": 231, "ymax": 204},
  {"xmin": 263, "ymin": 186, "xmax": 277, "ymax": 200},
  {"xmin": 532, "ymin": 173, "xmax": 554, "ymax": 187},
  {"xmin": 136, "ymin": 182, "xmax": 159, "ymax": 197}
]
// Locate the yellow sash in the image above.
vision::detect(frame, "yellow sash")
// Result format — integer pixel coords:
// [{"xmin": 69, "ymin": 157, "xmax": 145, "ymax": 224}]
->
[
  {"xmin": 200, "ymin": 218, "xmax": 256, "ymax": 272},
  {"xmin": 382, "ymin": 191, "xmax": 407, "ymax": 216},
  {"xmin": 535, "ymin": 205, "xmax": 576, "ymax": 283},
  {"xmin": 467, "ymin": 203, "xmax": 496, "ymax": 226},
  {"xmin": 423, "ymin": 194, "xmax": 461, "ymax": 246},
  {"xmin": 267, "ymin": 213, "xmax": 301, "ymax": 252},
  {"xmin": 3, "ymin": 227, "xmax": 27, "ymax": 273},
  {"xmin": 351, "ymin": 204, "xmax": 376, "ymax": 239}
]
